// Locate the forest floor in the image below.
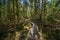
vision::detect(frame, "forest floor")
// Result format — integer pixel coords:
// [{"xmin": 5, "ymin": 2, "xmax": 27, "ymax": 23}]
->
[
  {"xmin": 15, "ymin": 32, "xmax": 21, "ymax": 40},
  {"xmin": 15, "ymin": 31, "xmax": 44, "ymax": 40}
]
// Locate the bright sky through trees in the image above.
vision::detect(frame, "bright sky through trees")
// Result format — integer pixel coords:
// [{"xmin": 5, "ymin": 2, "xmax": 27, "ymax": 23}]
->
[
  {"xmin": 20, "ymin": 0, "xmax": 24, "ymax": 5},
  {"xmin": 20, "ymin": 0, "xmax": 51, "ymax": 5},
  {"xmin": 48, "ymin": 0, "xmax": 51, "ymax": 1}
]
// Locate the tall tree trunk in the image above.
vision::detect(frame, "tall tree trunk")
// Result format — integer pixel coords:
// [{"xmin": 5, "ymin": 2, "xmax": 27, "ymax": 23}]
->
[
  {"xmin": 16, "ymin": 0, "xmax": 19, "ymax": 23},
  {"xmin": 42, "ymin": 0, "xmax": 46, "ymax": 23},
  {"xmin": 41, "ymin": 0, "xmax": 46, "ymax": 40},
  {"xmin": 0, "ymin": 0, "xmax": 2, "ymax": 24},
  {"xmin": 34, "ymin": 0, "xmax": 38, "ymax": 15}
]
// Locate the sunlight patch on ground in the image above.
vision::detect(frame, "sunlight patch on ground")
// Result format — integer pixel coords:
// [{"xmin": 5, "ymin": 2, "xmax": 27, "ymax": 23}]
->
[{"xmin": 15, "ymin": 32, "xmax": 21, "ymax": 40}]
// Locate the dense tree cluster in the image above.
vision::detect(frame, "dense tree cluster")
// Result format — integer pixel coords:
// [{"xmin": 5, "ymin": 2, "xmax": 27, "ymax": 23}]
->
[{"xmin": 0, "ymin": 0, "xmax": 60, "ymax": 40}]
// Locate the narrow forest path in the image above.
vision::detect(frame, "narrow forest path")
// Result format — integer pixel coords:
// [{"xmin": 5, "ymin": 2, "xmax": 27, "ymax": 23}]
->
[{"xmin": 25, "ymin": 22, "xmax": 42, "ymax": 40}]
